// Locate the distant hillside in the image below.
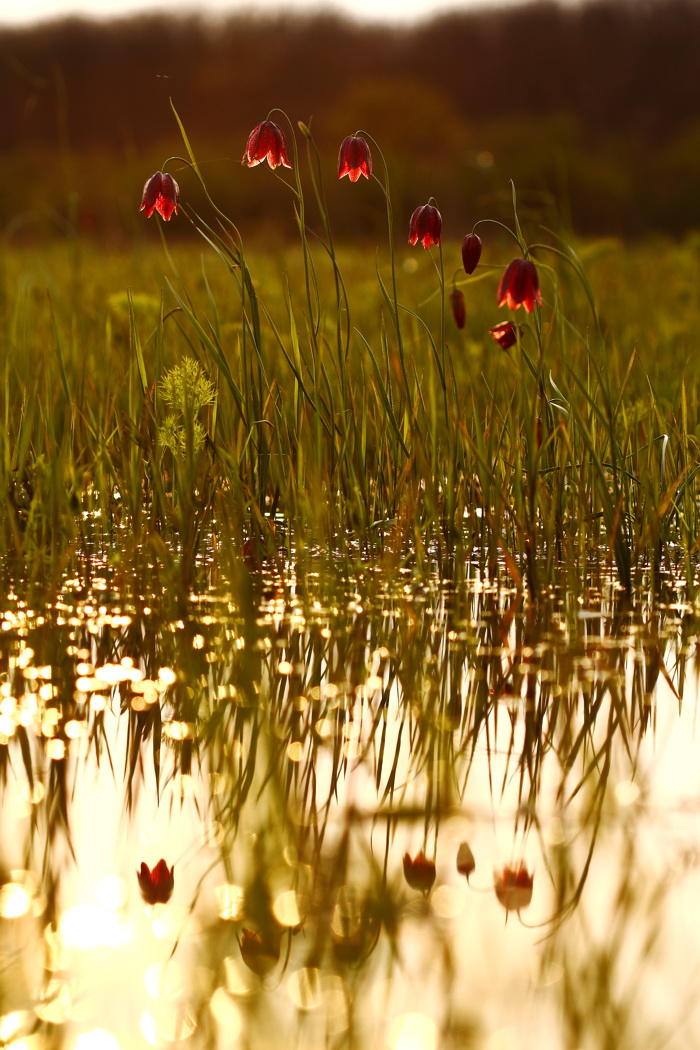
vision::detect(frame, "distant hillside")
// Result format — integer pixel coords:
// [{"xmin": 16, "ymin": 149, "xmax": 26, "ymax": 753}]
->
[{"xmin": 2, "ymin": 0, "xmax": 700, "ymax": 239}]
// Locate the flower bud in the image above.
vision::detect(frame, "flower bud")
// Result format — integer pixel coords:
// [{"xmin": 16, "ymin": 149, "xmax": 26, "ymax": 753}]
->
[
  {"xmin": 456, "ymin": 842, "xmax": 475, "ymax": 880},
  {"xmin": 450, "ymin": 288, "xmax": 466, "ymax": 329},
  {"xmin": 461, "ymin": 233, "xmax": 482, "ymax": 275}
]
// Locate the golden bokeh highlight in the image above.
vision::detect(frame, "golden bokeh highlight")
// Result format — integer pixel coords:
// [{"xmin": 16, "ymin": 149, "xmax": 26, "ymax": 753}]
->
[
  {"xmin": 0, "ymin": 882, "xmax": 31, "ymax": 919},
  {"xmin": 288, "ymin": 967, "xmax": 322, "ymax": 1011},
  {"xmin": 430, "ymin": 885, "xmax": 464, "ymax": 919},
  {"xmin": 73, "ymin": 1030, "xmax": 120, "ymax": 1050},
  {"xmin": 222, "ymin": 956, "xmax": 255, "ymax": 997},
  {"xmin": 322, "ymin": 975, "xmax": 349, "ymax": 1034},
  {"xmin": 273, "ymin": 890, "xmax": 304, "ymax": 927},
  {"xmin": 287, "ymin": 741, "xmax": 304, "ymax": 762},
  {"xmin": 615, "ymin": 780, "xmax": 641, "ymax": 806},
  {"xmin": 144, "ymin": 962, "xmax": 187, "ymax": 1002},
  {"xmin": 140, "ymin": 1007, "xmax": 196, "ymax": 1045},
  {"xmin": 215, "ymin": 884, "xmax": 245, "ymax": 921},
  {"xmin": 0, "ymin": 1013, "xmax": 27, "ymax": 1042},
  {"xmin": 35, "ymin": 980, "xmax": 74, "ymax": 1024},
  {"xmin": 60, "ymin": 904, "xmax": 132, "ymax": 949},
  {"xmin": 388, "ymin": 1014, "xmax": 438, "ymax": 1050},
  {"xmin": 209, "ymin": 988, "xmax": 243, "ymax": 1034},
  {"xmin": 95, "ymin": 877, "xmax": 128, "ymax": 911}
]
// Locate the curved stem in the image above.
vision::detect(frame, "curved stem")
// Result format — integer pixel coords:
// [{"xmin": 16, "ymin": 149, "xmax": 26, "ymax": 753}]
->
[
  {"xmin": 473, "ymin": 217, "xmax": 522, "ymax": 251},
  {"xmin": 303, "ymin": 126, "xmax": 352, "ymax": 383},
  {"xmin": 357, "ymin": 129, "xmax": 412, "ymax": 418}
]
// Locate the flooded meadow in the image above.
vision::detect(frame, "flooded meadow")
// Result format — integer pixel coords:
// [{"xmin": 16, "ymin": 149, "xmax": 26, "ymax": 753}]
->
[
  {"xmin": 2, "ymin": 544, "xmax": 700, "ymax": 1050},
  {"xmin": 3, "ymin": 111, "xmax": 700, "ymax": 1048}
]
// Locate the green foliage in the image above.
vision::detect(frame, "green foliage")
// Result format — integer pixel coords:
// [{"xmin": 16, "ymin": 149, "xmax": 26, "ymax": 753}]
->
[
  {"xmin": 160, "ymin": 356, "xmax": 216, "ymax": 415},
  {"xmin": 1, "ymin": 103, "xmax": 700, "ymax": 601},
  {"xmin": 158, "ymin": 357, "xmax": 215, "ymax": 457}
]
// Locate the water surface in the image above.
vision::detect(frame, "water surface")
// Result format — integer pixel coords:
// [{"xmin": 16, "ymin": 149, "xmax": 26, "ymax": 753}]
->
[{"xmin": 1, "ymin": 554, "xmax": 699, "ymax": 1050}]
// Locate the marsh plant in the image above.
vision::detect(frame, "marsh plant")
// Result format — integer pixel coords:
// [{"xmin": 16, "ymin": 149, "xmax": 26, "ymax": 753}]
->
[
  {"xmin": 0, "ymin": 99, "xmax": 697, "ymax": 603},
  {"xmin": 158, "ymin": 356, "xmax": 216, "ymax": 459},
  {"xmin": 0, "ymin": 93, "xmax": 700, "ymax": 1050}
]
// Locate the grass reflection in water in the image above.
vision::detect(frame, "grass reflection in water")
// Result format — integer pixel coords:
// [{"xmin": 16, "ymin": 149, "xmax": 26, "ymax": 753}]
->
[{"xmin": 0, "ymin": 556, "xmax": 697, "ymax": 1049}]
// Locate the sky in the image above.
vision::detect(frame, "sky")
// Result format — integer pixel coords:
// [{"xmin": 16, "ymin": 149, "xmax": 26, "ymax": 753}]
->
[{"xmin": 0, "ymin": 0, "xmax": 582, "ymax": 29}]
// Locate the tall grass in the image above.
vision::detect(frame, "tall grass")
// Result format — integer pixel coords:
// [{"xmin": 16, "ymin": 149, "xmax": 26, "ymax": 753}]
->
[
  {"xmin": 1, "ymin": 116, "xmax": 699, "ymax": 604},
  {"xmin": 1, "ymin": 118, "xmax": 699, "ymax": 1042}
]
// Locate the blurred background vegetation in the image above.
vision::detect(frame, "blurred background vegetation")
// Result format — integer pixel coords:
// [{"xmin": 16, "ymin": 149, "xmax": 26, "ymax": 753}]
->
[{"xmin": 1, "ymin": 0, "xmax": 699, "ymax": 244}]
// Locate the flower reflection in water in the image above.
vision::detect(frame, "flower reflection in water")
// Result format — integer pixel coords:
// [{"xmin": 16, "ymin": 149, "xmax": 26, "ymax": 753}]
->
[
  {"xmin": 239, "ymin": 928, "xmax": 280, "ymax": 976},
  {"xmin": 403, "ymin": 852, "xmax": 437, "ymax": 893},
  {"xmin": 0, "ymin": 560, "xmax": 697, "ymax": 1049},
  {"xmin": 137, "ymin": 860, "xmax": 174, "ymax": 905},
  {"xmin": 456, "ymin": 842, "xmax": 476, "ymax": 882},
  {"xmin": 494, "ymin": 865, "xmax": 534, "ymax": 914}
]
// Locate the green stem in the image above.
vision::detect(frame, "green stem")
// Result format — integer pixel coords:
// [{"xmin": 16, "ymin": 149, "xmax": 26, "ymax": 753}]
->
[{"xmin": 356, "ymin": 130, "xmax": 412, "ymax": 416}]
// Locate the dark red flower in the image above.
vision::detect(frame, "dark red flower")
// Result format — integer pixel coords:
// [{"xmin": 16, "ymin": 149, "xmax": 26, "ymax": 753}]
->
[
  {"xmin": 140, "ymin": 172, "xmax": 180, "ymax": 221},
  {"xmin": 338, "ymin": 135, "xmax": 372, "ymax": 182},
  {"xmin": 461, "ymin": 233, "xmax": 482, "ymax": 275},
  {"xmin": 240, "ymin": 928, "xmax": 280, "ymax": 976},
  {"xmin": 409, "ymin": 204, "xmax": 442, "ymax": 249},
  {"xmin": 497, "ymin": 258, "xmax": 542, "ymax": 312},
  {"xmin": 403, "ymin": 851, "xmax": 436, "ymax": 893},
  {"xmin": 137, "ymin": 859, "xmax": 174, "ymax": 905},
  {"xmin": 489, "ymin": 321, "xmax": 519, "ymax": 350},
  {"xmin": 450, "ymin": 288, "xmax": 466, "ymax": 329},
  {"xmin": 331, "ymin": 926, "xmax": 365, "ymax": 964},
  {"xmin": 494, "ymin": 865, "xmax": 533, "ymax": 912},
  {"xmin": 456, "ymin": 842, "xmax": 475, "ymax": 880},
  {"xmin": 242, "ymin": 121, "xmax": 291, "ymax": 170}
]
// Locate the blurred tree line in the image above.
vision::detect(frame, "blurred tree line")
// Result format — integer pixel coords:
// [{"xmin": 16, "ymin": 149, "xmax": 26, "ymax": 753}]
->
[{"xmin": 2, "ymin": 0, "xmax": 700, "ymax": 243}]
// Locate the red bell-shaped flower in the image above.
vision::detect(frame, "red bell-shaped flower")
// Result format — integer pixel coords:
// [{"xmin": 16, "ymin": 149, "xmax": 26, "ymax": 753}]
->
[
  {"xmin": 497, "ymin": 258, "xmax": 542, "ymax": 312},
  {"xmin": 494, "ymin": 864, "xmax": 533, "ymax": 912},
  {"xmin": 140, "ymin": 172, "xmax": 180, "ymax": 221},
  {"xmin": 489, "ymin": 321, "xmax": 519, "ymax": 349},
  {"xmin": 409, "ymin": 204, "xmax": 442, "ymax": 249},
  {"xmin": 450, "ymin": 288, "xmax": 466, "ymax": 329},
  {"xmin": 242, "ymin": 120, "xmax": 291, "ymax": 170},
  {"xmin": 461, "ymin": 233, "xmax": 482, "ymax": 275},
  {"xmin": 403, "ymin": 851, "xmax": 436, "ymax": 892},
  {"xmin": 338, "ymin": 135, "xmax": 372, "ymax": 182},
  {"xmin": 137, "ymin": 859, "xmax": 174, "ymax": 905}
]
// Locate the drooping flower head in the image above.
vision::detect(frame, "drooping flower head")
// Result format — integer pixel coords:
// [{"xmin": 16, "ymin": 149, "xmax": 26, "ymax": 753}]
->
[
  {"xmin": 240, "ymin": 928, "xmax": 280, "ymax": 976},
  {"xmin": 450, "ymin": 288, "xmax": 466, "ymax": 329},
  {"xmin": 242, "ymin": 120, "xmax": 291, "ymax": 170},
  {"xmin": 489, "ymin": 321, "xmax": 519, "ymax": 350},
  {"xmin": 332, "ymin": 927, "xmax": 365, "ymax": 964},
  {"xmin": 409, "ymin": 204, "xmax": 442, "ymax": 250},
  {"xmin": 403, "ymin": 851, "xmax": 436, "ymax": 893},
  {"xmin": 456, "ymin": 842, "xmax": 476, "ymax": 881},
  {"xmin": 494, "ymin": 864, "xmax": 533, "ymax": 913},
  {"xmin": 140, "ymin": 172, "xmax": 180, "ymax": 221},
  {"xmin": 338, "ymin": 135, "xmax": 372, "ymax": 182},
  {"xmin": 137, "ymin": 859, "xmax": 174, "ymax": 905},
  {"xmin": 461, "ymin": 233, "xmax": 482, "ymax": 275},
  {"xmin": 497, "ymin": 258, "xmax": 542, "ymax": 312}
]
